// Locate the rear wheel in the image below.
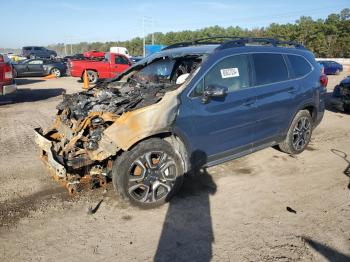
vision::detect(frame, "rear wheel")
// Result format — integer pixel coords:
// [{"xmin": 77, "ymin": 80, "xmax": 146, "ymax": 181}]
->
[
  {"xmin": 87, "ymin": 70, "xmax": 98, "ymax": 84},
  {"xmin": 344, "ymin": 104, "xmax": 350, "ymax": 113},
  {"xmin": 50, "ymin": 67, "xmax": 61, "ymax": 77},
  {"xmin": 278, "ymin": 110, "xmax": 313, "ymax": 155},
  {"xmin": 112, "ymin": 138, "xmax": 184, "ymax": 208}
]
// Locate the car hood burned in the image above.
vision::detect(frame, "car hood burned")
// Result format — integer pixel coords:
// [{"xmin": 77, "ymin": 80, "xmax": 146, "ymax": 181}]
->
[
  {"xmin": 57, "ymin": 80, "xmax": 177, "ymax": 121},
  {"xmin": 34, "ymin": 53, "xmax": 203, "ymax": 194}
]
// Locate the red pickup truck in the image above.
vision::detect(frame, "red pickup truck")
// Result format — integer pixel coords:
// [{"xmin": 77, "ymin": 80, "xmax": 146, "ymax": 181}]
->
[
  {"xmin": 0, "ymin": 54, "xmax": 16, "ymax": 96},
  {"xmin": 69, "ymin": 53, "xmax": 131, "ymax": 84}
]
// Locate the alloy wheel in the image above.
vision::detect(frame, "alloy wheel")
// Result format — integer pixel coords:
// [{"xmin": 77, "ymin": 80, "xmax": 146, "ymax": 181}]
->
[
  {"xmin": 292, "ymin": 117, "xmax": 311, "ymax": 151},
  {"xmin": 127, "ymin": 151, "xmax": 177, "ymax": 204},
  {"xmin": 51, "ymin": 68, "xmax": 61, "ymax": 77}
]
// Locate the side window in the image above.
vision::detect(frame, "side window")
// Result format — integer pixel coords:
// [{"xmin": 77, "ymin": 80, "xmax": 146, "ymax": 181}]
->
[
  {"xmin": 115, "ymin": 55, "xmax": 130, "ymax": 65},
  {"xmin": 252, "ymin": 53, "xmax": 288, "ymax": 85},
  {"xmin": 287, "ymin": 55, "xmax": 312, "ymax": 78},
  {"xmin": 192, "ymin": 54, "xmax": 251, "ymax": 96},
  {"xmin": 28, "ymin": 60, "xmax": 43, "ymax": 65}
]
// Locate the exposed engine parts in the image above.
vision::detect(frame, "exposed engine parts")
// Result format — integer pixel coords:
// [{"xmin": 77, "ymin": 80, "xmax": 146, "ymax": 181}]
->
[{"xmin": 35, "ymin": 54, "xmax": 204, "ymax": 195}]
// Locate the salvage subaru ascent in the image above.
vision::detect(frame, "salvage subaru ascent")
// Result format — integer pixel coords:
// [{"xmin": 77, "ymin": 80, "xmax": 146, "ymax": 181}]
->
[{"xmin": 35, "ymin": 37, "xmax": 327, "ymax": 208}]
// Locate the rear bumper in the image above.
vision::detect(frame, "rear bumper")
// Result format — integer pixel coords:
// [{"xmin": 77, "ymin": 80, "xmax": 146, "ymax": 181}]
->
[{"xmin": 1, "ymin": 83, "xmax": 17, "ymax": 95}]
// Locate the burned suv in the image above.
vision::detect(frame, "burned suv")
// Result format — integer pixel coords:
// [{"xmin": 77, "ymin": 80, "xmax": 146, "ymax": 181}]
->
[{"xmin": 35, "ymin": 37, "xmax": 326, "ymax": 208}]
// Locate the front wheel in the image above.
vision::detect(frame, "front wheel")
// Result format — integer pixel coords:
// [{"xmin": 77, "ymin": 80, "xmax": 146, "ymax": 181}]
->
[
  {"xmin": 112, "ymin": 138, "xmax": 184, "ymax": 208},
  {"xmin": 278, "ymin": 110, "xmax": 313, "ymax": 155}
]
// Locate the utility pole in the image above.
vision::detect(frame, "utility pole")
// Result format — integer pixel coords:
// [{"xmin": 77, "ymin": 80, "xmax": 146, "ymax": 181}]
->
[
  {"xmin": 151, "ymin": 19, "xmax": 155, "ymax": 45},
  {"xmin": 142, "ymin": 17, "xmax": 145, "ymax": 57},
  {"xmin": 141, "ymin": 16, "xmax": 155, "ymax": 57}
]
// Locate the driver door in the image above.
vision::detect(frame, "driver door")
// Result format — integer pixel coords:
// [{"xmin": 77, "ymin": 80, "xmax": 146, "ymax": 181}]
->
[
  {"xmin": 177, "ymin": 54, "xmax": 257, "ymax": 163},
  {"xmin": 27, "ymin": 59, "xmax": 45, "ymax": 76},
  {"xmin": 111, "ymin": 55, "xmax": 130, "ymax": 77}
]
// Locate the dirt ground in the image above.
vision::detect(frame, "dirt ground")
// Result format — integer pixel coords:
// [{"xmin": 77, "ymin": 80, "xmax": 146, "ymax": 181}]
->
[{"xmin": 0, "ymin": 72, "xmax": 349, "ymax": 262}]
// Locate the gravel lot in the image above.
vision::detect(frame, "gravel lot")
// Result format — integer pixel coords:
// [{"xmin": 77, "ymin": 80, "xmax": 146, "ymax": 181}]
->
[{"xmin": 0, "ymin": 73, "xmax": 349, "ymax": 262}]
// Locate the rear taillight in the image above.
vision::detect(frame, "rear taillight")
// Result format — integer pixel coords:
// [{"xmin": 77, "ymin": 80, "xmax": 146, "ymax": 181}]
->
[
  {"xmin": 320, "ymin": 74, "xmax": 328, "ymax": 88},
  {"xmin": 4, "ymin": 64, "xmax": 13, "ymax": 80},
  {"xmin": 0, "ymin": 55, "xmax": 3, "ymax": 62}
]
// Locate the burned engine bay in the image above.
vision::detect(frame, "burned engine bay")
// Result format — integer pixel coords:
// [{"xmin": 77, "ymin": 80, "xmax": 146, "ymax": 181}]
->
[{"xmin": 35, "ymin": 54, "xmax": 203, "ymax": 194}]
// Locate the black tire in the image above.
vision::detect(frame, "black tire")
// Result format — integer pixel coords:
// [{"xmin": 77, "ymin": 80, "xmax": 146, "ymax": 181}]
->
[
  {"xmin": 278, "ymin": 110, "xmax": 313, "ymax": 155},
  {"xmin": 344, "ymin": 104, "xmax": 350, "ymax": 113},
  {"xmin": 50, "ymin": 67, "xmax": 61, "ymax": 77},
  {"xmin": 87, "ymin": 70, "xmax": 98, "ymax": 84},
  {"xmin": 112, "ymin": 138, "xmax": 184, "ymax": 208}
]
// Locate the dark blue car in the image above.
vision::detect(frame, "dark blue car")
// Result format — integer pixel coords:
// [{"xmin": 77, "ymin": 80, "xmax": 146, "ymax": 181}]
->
[
  {"xmin": 35, "ymin": 37, "xmax": 327, "ymax": 207},
  {"xmin": 318, "ymin": 60, "xmax": 343, "ymax": 75}
]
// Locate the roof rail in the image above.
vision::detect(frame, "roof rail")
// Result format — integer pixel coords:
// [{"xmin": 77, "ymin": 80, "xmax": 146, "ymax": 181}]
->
[
  {"xmin": 161, "ymin": 36, "xmax": 245, "ymax": 50},
  {"xmin": 217, "ymin": 37, "xmax": 305, "ymax": 50},
  {"xmin": 161, "ymin": 36, "xmax": 305, "ymax": 51}
]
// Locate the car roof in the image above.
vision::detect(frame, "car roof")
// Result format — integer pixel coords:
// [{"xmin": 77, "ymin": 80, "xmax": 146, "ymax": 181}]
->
[{"xmin": 146, "ymin": 45, "xmax": 218, "ymax": 61}]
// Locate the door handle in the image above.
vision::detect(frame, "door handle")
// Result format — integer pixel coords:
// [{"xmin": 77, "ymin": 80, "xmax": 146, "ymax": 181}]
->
[{"xmin": 242, "ymin": 99, "xmax": 255, "ymax": 107}]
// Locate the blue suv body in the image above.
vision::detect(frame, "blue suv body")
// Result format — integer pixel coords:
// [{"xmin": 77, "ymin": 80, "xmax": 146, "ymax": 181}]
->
[
  {"xmin": 35, "ymin": 38, "xmax": 327, "ymax": 207},
  {"xmin": 174, "ymin": 44, "xmax": 326, "ymax": 167}
]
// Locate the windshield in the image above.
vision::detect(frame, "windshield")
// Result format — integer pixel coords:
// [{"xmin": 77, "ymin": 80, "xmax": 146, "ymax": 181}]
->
[{"xmin": 133, "ymin": 58, "xmax": 176, "ymax": 83}]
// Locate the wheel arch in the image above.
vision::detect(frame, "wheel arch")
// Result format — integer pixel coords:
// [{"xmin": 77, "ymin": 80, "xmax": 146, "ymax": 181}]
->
[
  {"xmin": 282, "ymin": 102, "xmax": 317, "ymax": 137},
  {"xmin": 80, "ymin": 69, "xmax": 98, "ymax": 78},
  {"xmin": 123, "ymin": 130, "xmax": 191, "ymax": 174}
]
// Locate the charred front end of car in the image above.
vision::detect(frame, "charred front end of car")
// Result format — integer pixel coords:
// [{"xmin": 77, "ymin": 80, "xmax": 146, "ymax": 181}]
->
[{"xmin": 34, "ymin": 51, "xmax": 206, "ymax": 194}]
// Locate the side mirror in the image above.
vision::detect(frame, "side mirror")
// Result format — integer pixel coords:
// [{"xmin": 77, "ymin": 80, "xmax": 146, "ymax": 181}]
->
[{"xmin": 201, "ymin": 84, "xmax": 228, "ymax": 103}]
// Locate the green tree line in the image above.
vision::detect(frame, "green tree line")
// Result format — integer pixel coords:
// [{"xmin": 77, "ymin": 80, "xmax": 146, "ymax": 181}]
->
[{"xmin": 45, "ymin": 8, "xmax": 350, "ymax": 58}]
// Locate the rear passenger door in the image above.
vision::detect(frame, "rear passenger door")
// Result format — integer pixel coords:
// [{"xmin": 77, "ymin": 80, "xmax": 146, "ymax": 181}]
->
[{"xmin": 251, "ymin": 53, "xmax": 297, "ymax": 146}]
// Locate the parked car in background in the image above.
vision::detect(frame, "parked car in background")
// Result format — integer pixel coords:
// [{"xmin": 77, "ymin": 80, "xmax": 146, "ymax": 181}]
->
[
  {"xmin": 83, "ymin": 50, "xmax": 106, "ymax": 59},
  {"xmin": 13, "ymin": 58, "xmax": 67, "ymax": 77},
  {"xmin": 63, "ymin": 54, "xmax": 85, "ymax": 62},
  {"xmin": 331, "ymin": 75, "xmax": 350, "ymax": 113},
  {"xmin": 69, "ymin": 52, "xmax": 131, "ymax": 84},
  {"xmin": 0, "ymin": 54, "xmax": 16, "ymax": 95},
  {"xmin": 35, "ymin": 37, "xmax": 327, "ymax": 208},
  {"xmin": 318, "ymin": 60, "xmax": 343, "ymax": 75},
  {"xmin": 22, "ymin": 46, "xmax": 57, "ymax": 59}
]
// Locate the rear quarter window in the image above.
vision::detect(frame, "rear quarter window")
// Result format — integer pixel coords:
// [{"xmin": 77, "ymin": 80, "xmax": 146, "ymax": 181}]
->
[
  {"xmin": 287, "ymin": 55, "xmax": 312, "ymax": 78},
  {"xmin": 252, "ymin": 53, "xmax": 289, "ymax": 85}
]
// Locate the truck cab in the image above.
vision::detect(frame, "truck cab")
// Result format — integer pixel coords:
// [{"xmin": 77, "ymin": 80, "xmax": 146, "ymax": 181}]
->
[{"xmin": 69, "ymin": 52, "xmax": 131, "ymax": 84}]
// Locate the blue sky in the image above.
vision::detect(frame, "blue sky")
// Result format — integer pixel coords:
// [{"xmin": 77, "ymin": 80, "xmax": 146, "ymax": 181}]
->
[{"xmin": 1, "ymin": 0, "xmax": 349, "ymax": 48}]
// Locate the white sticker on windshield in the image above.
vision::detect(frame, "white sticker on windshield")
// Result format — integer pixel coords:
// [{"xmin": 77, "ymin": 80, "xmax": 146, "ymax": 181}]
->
[{"xmin": 220, "ymin": 68, "xmax": 239, "ymax": 78}]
